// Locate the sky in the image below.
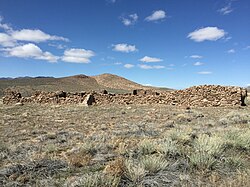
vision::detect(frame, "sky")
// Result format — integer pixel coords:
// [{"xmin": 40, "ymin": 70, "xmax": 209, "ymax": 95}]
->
[{"xmin": 0, "ymin": 0, "xmax": 249, "ymax": 89}]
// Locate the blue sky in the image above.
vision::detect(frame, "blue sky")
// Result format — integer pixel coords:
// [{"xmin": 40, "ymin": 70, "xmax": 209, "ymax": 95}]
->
[{"xmin": 0, "ymin": 0, "xmax": 249, "ymax": 89}]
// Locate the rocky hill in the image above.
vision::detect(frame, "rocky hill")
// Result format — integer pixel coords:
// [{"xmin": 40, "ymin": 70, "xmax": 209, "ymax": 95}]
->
[{"xmin": 0, "ymin": 73, "xmax": 170, "ymax": 97}]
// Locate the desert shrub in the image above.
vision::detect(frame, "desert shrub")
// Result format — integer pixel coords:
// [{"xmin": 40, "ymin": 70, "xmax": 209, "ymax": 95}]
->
[
  {"xmin": 188, "ymin": 134, "xmax": 224, "ymax": 170},
  {"xmin": 169, "ymin": 129, "xmax": 190, "ymax": 145},
  {"xmin": 219, "ymin": 111, "xmax": 250, "ymax": 125},
  {"xmin": 223, "ymin": 155, "xmax": 245, "ymax": 171},
  {"xmin": 138, "ymin": 140, "xmax": 157, "ymax": 155},
  {"xmin": 124, "ymin": 159, "xmax": 146, "ymax": 184},
  {"xmin": 224, "ymin": 129, "xmax": 250, "ymax": 151},
  {"xmin": 0, "ymin": 142, "xmax": 9, "ymax": 162},
  {"xmin": 80, "ymin": 141, "xmax": 98, "ymax": 155},
  {"xmin": 157, "ymin": 138, "xmax": 180, "ymax": 158},
  {"xmin": 66, "ymin": 172, "xmax": 120, "ymax": 187},
  {"xmin": 140, "ymin": 155, "xmax": 168, "ymax": 174}
]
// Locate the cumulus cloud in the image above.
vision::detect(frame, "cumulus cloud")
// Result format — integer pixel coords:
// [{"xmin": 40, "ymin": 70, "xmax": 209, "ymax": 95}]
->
[
  {"xmin": 190, "ymin": 55, "xmax": 203, "ymax": 59},
  {"xmin": 197, "ymin": 71, "xmax": 212, "ymax": 75},
  {"xmin": 0, "ymin": 33, "xmax": 16, "ymax": 47},
  {"xmin": 62, "ymin": 48, "xmax": 95, "ymax": 63},
  {"xmin": 11, "ymin": 29, "xmax": 69, "ymax": 43},
  {"xmin": 193, "ymin": 62, "xmax": 204, "ymax": 66},
  {"xmin": 124, "ymin": 63, "xmax": 134, "ymax": 68},
  {"xmin": 188, "ymin": 27, "xmax": 226, "ymax": 42},
  {"xmin": 0, "ymin": 17, "xmax": 68, "ymax": 45},
  {"xmin": 227, "ymin": 49, "xmax": 235, "ymax": 53},
  {"xmin": 112, "ymin": 43, "xmax": 137, "ymax": 53},
  {"xmin": 3, "ymin": 43, "xmax": 59, "ymax": 62},
  {"xmin": 218, "ymin": 2, "xmax": 233, "ymax": 15},
  {"xmin": 139, "ymin": 56, "xmax": 163, "ymax": 63},
  {"xmin": 138, "ymin": 64, "xmax": 165, "ymax": 69},
  {"xmin": 145, "ymin": 10, "xmax": 166, "ymax": 22},
  {"xmin": 121, "ymin": 14, "xmax": 138, "ymax": 26}
]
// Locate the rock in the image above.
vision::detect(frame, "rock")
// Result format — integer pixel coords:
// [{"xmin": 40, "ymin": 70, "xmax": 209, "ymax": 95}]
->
[
  {"xmin": 15, "ymin": 102, "xmax": 23, "ymax": 106},
  {"xmin": 101, "ymin": 90, "xmax": 108, "ymax": 94},
  {"xmin": 82, "ymin": 94, "xmax": 95, "ymax": 106},
  {"xmin": 2, "ymin": 85, "xmax": 247, "ymax": 107}
]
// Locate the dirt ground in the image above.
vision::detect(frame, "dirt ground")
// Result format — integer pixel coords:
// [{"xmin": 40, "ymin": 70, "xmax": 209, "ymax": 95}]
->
[{"xmin": 0, "ymin": 98, "xmax": 250, "ymax": 186}]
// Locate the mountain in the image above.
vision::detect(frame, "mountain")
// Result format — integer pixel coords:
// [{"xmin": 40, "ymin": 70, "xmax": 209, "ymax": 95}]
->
[
  {"xmin": 0, "ymin": 73, "xmax": 171, "ymax": 97},
  {"xmin": 92, "ymin": 73, "xmax": 147, "ymax": 91}
]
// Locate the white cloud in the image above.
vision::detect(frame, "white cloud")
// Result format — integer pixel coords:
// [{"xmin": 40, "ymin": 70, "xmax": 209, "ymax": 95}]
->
[
  {"xmin": 112, "ymin": 43, "xmax": 137, "ymax": 53},
  {"xmin": 124, "ymin": 63, "xmax": 134, "ymax": 68},
  {"xmin": 62, "ymin": 48, "xmax": 95, "ymax": 63},
  {"xmin": 48, "ymin": 43, "xmax": 67, "ymax": 49},
  {"xmin": 227, "ymin": 49, "xmax": 235, "ymax": 53},
  {"xmin": 190, "ymin": 55, "xmax": 203, "ymax": 59},
  {"xmin": 121, "ymin": 14, "xmax": 138, "ymax": 26},
  {"xmin": 197, "ymin": 71, "xmax": 212, "ymax": 75},
  {"xmin": 193, "ymin": 62, "xmax": 204, "ymax": 66},
  {"xmin": 0, "ymin": 33, "xmax": 16, "ymax": 47},
  {"xmin": 218, "ymin": 2, "xmax": 233, "ymax": 15},
  {"xmin": 0, "ymin": 16, "xmax": 13, "ymax": 32},
  {"xmin": 139, "ymin": 56, "xmax": 163, "ymax": 63},
  {"xmin": 145, "ymin": 10, "xmax": 166, "ymax": 22},
  {"xmin": 138, "ymin": 64, "xmax": 165, "ymax": 69},
  {"xmin": 114, "ymin": 62, "xmax": 122, "ymax": 65},
  {"xmin": 188, "ymin": 27, "xmax": 226, "ymax": 42},
  {"xmin": 3, "ymin": 43, "xmax": 59, "ymax": 62},
  {"xmin": 11, "ymin": 29, "xmax": 69, "ymax": 43}
]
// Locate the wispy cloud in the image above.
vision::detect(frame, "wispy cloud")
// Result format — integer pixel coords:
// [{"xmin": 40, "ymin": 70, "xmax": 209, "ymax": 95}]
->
[
  {"xmin": 244, "ymin": 46, "xmax": 250, "ymax": 50},
  {"xmin": 114, "ymin": 62, "xmax": 122, "ymax": 65},
  {"xmin": 138, "ymin": 64, "xmax": 165, "ymax": 69},
  {"xmin": 188, "ymin": 27, "xmax": 226, "ymax": 42},
  {"xmin": 0, "ymin": 16, "xmax": 13, "ymax": 32},
  {"xmin": 218, "ymin": 2, "xmax": 233, "ymax": 15},
  {"xmin": 124, "ymin": 63, "xmax": 134, "ymax": 68},
  {"xmin": 197, "ymin": 71, "xmax": 212, "ymax": 75},
  {"xmin": 193, "ymin": 62, "xmax": 204, "ymax": 66},
  {"xmin": 145, "ymin": 10, "xmax": 166, "ymax": 22},
  {"xmin": 121, "ymin": 14, "xmax": 138, "ymax": 26},
  {"xmin": 227, "ymin": 49, "xmax": 235, "ymax": 53},
  {"xmin": 62, "ymin": 48, "xmax": 95, "ymax": 63},
  {"xmin": 190, "ymin": 55, "xmax": 203, "ymax": 59},
  {"xmin": 48, "ymin": 43, "xmax": 67, "ymax": 49},
  {"xmin": 139, "ymin": 56, "xmax": 163, "ymax": 63},
  {"xmin": 2, "ymin": 43, "xmax": 59, "ymax": 62},
  {"xmin": 112, "ymin": 43, "xmax": 138, "ymax": 53},
  {"xmin": 107, "ymin": 0, "xmax": 116, "ymax": 3}
]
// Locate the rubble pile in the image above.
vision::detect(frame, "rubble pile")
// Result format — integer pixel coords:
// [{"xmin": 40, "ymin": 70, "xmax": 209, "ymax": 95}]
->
[{"xmin": 2, "ymin": 85, "xmax": 247, "ymax": 107}]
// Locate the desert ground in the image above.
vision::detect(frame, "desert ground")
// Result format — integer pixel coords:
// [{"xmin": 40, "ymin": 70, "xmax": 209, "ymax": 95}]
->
[{"xmin": 0, "ymin": 97, "xmax": 250, "ymax": 187}]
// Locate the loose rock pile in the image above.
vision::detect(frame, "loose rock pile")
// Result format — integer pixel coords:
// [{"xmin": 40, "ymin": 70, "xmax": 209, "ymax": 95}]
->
[{"xmin": 2, "ymin": 85, "xmax": 248, "ymax": 107}]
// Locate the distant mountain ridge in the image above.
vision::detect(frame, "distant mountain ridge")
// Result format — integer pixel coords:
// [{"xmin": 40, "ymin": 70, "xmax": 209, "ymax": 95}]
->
[{"xmin": 0, "ymin": 73, "xmax": 171, "ymax": 97}]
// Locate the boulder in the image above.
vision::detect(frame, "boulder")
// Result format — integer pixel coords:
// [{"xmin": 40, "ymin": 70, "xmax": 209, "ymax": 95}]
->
[{"xmin": 82, "ymin": 94, "xmax": 95, "ymax": 106}]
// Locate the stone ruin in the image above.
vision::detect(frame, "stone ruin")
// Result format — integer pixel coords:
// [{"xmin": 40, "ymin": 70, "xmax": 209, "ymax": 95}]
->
[{"xmin": 2, "ymin": 85, "xmax": 248, "ymax": 107}]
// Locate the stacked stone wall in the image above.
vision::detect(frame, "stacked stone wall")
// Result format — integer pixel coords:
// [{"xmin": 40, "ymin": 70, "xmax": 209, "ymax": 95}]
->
[{"xmin": 2, "ymin": 85, "xmax": 248, "ymax": 107}]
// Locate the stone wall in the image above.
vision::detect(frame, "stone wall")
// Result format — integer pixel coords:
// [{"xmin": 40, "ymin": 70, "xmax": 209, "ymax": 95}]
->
[{"xmin": 2, "ymin": 85, "xmax": 248, "ymax": 107}]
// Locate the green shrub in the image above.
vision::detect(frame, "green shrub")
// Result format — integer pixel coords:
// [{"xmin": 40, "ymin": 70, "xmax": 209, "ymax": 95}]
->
[
  {"xmin": 188, "ymin": 134, "xmax": 224, "ymax": 170},
  {"xmin": 140, "ymin": 155, "xmax": 168, "ymax": 173},
  {"xmin": 124, "ymin": 159, "xmax": 145, "ymax": 184},
  {"xmin": 138, "ymin": 140, "xmax": 157, "ymax": 155}
]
